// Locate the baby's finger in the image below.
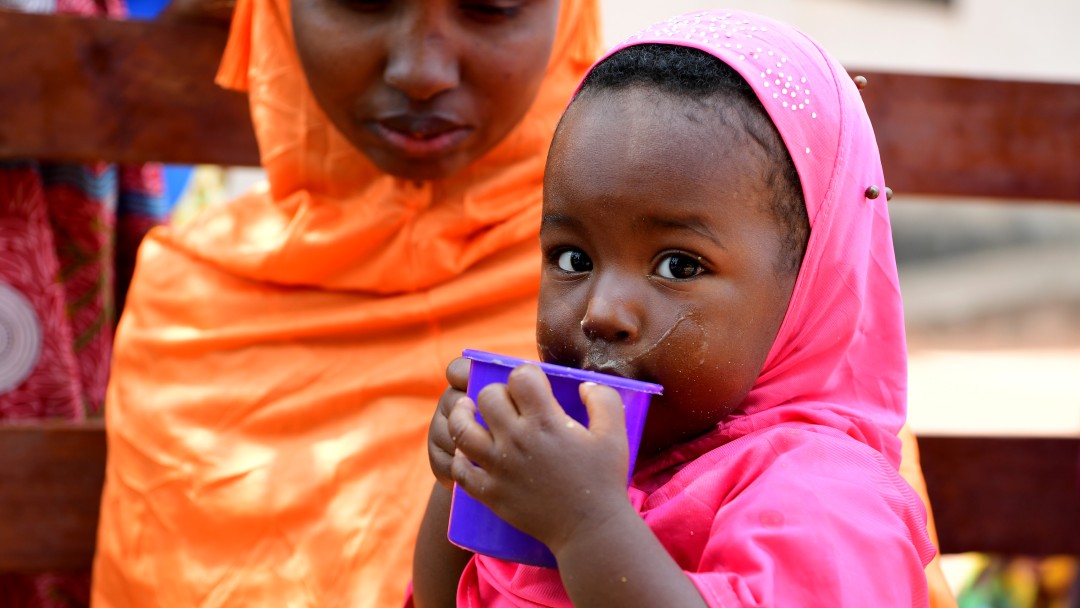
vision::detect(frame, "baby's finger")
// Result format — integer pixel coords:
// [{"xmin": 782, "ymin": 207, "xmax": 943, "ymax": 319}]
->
[
  {"xmin": 474, "ymin": 382, "xmax": 521, "ymax": 435},
  {"xmin": 445, "ymin": 357, "xmax": 471, "ymax": 392},
  {"xmin": 429, "ymin": 393, "xmax": 461, "ymax": 489},
  {"xmin": 451, "ymin": 449, "xmax": 494, "ymax": 502},
  {"xmin": 505, "ymin": 364, "xmax": 559, "ymax": 420},
  {"xmin": 437, "ymin": 383, "xmax": 465, "ymax": 418},
  {"xmin": 579, "ymin": 381, "xmax": 627, "ymax": 439},
  {"xmin": 431, "ymin": 419, "xmax": 456, "ymax": 459},
  {"xmin": 428, "ymin": 445, "xmax": 455, "ymax": 490},
  {"xmin": 447, "ymin": 397, "xmax": 496, "ymax": 470}
]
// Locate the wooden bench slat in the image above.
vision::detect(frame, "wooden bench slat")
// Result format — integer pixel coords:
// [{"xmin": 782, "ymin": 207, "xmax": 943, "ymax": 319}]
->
[
  {"xmin": 857, "ymin": 70, "xmax": 1080, "ymax": 203},
  {"xmin": 0, "ymin": 426, "xmax": 1076, "ymax": 572},
  {"xmin": 920, "ymin": 435, "xmax": 1080, "ymax": 556},
  {"xmin": 2, "ymin": 14, "xmax": 1079, "ymax": 204},
  {"xmin": 0, "ymin": 421, "xmax": 107, "ymax": 572},
  {"xmin": 0, "ymin": 13, "xmax": 259, "ymax": 166}
]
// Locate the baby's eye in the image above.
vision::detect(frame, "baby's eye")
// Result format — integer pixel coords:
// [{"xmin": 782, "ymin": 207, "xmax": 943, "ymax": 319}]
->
[
  {"xmin": 556, "ymin": 249, "xmax": 592, "ymax": 273},
  {"xmin": 656, "ymin": 253, "xmax": 704, "ymax": 279}
]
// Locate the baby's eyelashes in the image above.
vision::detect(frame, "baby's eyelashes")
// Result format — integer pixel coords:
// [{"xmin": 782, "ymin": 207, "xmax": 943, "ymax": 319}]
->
[
  {"xmin": 555, "ymin": 249, "xmax": 593, "ymax": 273},
  {"xmin": 655, "ymin": 253, "xmax": 705, "ymax": 279}
]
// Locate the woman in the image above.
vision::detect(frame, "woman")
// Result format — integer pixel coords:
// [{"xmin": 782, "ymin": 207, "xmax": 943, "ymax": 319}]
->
[{"xmin": 91, "ymin": 1, "xmax": 600, "ymax": 606}]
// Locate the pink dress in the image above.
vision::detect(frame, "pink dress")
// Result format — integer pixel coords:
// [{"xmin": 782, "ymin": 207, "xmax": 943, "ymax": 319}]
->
[{"xmin": 457, "ymin": 9, "xmax": 936, "ymax": 607}]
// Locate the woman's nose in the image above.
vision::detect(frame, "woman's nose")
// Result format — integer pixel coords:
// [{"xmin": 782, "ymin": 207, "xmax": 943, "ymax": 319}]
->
[
  {"xmin": 384, "ymin": 13, "xmax": 460, "ymax": 102},
  {"xmin": 580, "ymin": 278, "xmax": 640, "ymax": 343}
]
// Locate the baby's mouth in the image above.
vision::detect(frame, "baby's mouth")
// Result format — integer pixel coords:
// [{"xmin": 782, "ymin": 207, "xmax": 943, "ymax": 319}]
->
[
  {"xmin": 538, "ymin": 340, "xmax": 651, "ymax": 383},
  {"xmin": 580, "ymin": 354, "xmax": 639, "ymax": 381}
]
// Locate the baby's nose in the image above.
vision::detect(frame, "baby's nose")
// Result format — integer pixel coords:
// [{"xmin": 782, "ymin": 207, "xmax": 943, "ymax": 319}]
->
[{"xmin": 580, "ymin": 279, "xmax": 640, "ymax": 343}]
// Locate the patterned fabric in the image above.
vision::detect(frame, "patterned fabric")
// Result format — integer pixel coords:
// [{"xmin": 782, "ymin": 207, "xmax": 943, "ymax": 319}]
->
[
  {"xmin": 0, "ymin": 164, "xmax": 84, "ymax": 421},
  {"xmin": 0, "ymin": 2, "xmax": 165, "ymax": 605},
  {"xmin": 0, "ymin": 161, "xmax": 163, "ymax": 606},
  {"xmin": 0, "ymin": 163, "xmax": 163, "ymax": 419}
]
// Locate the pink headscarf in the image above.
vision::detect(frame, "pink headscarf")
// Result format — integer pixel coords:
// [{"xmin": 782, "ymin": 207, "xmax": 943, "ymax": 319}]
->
[
  {"xmin": 597, "ymin": 10, "xmax": 910, "ymax": 467},
  {"xmin": 457, "ymin": 10, "xmax": 935, "ymax": 606}
]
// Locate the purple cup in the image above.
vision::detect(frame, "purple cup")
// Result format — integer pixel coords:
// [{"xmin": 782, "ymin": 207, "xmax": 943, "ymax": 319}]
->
[{"xmin": 447, "ymin": 349, "xmax": 663, "ymax": 569}]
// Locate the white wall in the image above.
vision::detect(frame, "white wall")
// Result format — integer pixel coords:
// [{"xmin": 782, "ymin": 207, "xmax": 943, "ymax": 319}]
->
[{"xmin": 600, "ymin": 0, "xmax": 1080, "ymax": 83}]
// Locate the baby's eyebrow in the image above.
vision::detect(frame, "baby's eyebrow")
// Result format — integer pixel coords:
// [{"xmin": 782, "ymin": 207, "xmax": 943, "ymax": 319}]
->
[
  {"xmin": 540, "ymin": 213, "xmax": 583, "ymax": 231},
  {"xmin": 641, "ymin": 216, "xmax": 726, "ymax": 249}
]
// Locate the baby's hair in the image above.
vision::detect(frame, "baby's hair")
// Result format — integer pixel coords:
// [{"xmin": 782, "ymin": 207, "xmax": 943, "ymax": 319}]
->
[{"xmin": 572, "ymin": 44, "xmax": 809, "ymax": 275}]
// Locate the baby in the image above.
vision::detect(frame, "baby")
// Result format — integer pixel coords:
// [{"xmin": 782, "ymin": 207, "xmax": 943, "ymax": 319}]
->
[{"xmin": 414, "ymin": 9, "xmax": 936, "ymax": 607}]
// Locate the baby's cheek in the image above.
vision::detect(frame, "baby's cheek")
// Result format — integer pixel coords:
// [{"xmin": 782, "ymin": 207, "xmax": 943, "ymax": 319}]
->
[
  {"xmin": 658, "ymin": 315, "xmax": 712, "ymax": 382},
  {"xmin": 535, "ymin": 319, "xmax": 558, "ymax": 360},
  {"xmin": 535, "ymin": 298, "xmax": 582, "ymax": 359},
  {"xmin": 661, "ymin": 319, "xmax": 745, "ymax": 424}
]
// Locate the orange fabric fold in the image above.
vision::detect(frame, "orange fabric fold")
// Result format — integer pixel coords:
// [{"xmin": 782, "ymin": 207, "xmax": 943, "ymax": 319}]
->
[
  {"xmin": 900, "ymin": 424, "xmax": 958, "ymax": 608},
  {"xmin": 91, "ymin": 1, "xmax": 600, "ymax": 606}
]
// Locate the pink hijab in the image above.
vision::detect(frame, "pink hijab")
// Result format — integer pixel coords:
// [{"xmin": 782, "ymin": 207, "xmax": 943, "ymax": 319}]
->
[{"xmin": 457, "ymin": 10, "xmax": 936, "ymax": 607}]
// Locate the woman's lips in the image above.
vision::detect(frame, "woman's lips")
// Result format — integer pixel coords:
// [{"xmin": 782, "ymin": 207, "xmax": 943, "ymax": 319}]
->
[{"xmin": 371, "ymin": 114, "xmax": 472, "ymax": 158}]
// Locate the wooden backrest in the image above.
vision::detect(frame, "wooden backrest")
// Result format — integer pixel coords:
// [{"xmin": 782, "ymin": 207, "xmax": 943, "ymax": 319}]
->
[
  {"xmin": 3, "ymin": 13, "xmax": 1079, "ymax": 202},
  {"xmin": 919, "ymin": 436, "xmax": 1080, "ymax": 556},
  {"xmin": 0, "ymin": 425, "xmax": 1075, "ymax": 571},
  {"xmin": 0, "ymin": 12, "xmax": 256, "ymax": 166},
  {"xmin": 0, "ymin": 422, "xmax": 106, "ymax": 571},
  {"xmin": 0, "ymin": 11, "xmax": 1078, "ymax": 572}
]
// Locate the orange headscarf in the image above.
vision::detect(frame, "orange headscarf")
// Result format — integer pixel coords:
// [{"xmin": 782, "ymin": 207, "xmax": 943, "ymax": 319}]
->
[{"xmin": 91, "ymin": 0, "xmax": 600, "ymax": 606}]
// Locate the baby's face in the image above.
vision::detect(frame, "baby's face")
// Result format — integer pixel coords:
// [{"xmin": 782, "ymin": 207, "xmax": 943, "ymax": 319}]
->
[{"xmin": 539, "ymin": 87, "xmax": 798, "ymax": 458}]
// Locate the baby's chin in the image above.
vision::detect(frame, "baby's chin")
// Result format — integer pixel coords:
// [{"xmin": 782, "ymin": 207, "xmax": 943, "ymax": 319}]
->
[{"xmin": 637, "ymin": 397, "xmax": 740, "ymax": 460}]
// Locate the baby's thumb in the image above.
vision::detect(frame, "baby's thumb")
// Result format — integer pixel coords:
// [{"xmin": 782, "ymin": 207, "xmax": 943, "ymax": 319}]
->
[{"xmin": 579, "ymin": 382, "xmax": 626, "ymax": 438}]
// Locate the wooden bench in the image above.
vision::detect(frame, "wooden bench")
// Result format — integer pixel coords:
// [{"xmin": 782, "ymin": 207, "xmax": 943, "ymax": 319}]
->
[{"xmin": 1, "ymin": 11, "xmax": 1078, "ymax": 573}]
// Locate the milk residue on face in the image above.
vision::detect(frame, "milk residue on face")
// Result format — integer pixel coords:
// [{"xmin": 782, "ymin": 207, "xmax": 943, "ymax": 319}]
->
[{"xmin": 584, "ymin": 313, "xmax": 695, "ymax": 377}]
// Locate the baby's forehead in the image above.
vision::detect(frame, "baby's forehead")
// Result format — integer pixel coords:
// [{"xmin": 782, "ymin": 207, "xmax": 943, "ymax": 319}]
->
[
  {"xmin": 556, "ymin": 87, "xmax": 786, "ymax": 193},
  {"xmin": 595, "ymin": 12, "xmax": 848, "ymax": 223},
  {"xmin": 567, "ymin": 86, "xmax": 768, "ymax": 152},
  {"xmin": 549, "ymin": 104, "xmax": 777, "ymax": 213}
]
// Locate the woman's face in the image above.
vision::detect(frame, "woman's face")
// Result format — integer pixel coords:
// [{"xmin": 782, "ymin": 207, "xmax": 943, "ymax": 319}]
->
[{"xmin": 291, "ymin": 0, "xmax": 560, "ymax": 181}]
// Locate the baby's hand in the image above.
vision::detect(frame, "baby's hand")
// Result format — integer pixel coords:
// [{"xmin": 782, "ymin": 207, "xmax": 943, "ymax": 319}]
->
[
  {"xmin": 428, "ymin": 357, "xmax": 470, "ymax": 490},
  {"xmin": 448, "ymin": 364, "xmax": 631, "ymax": 554}
]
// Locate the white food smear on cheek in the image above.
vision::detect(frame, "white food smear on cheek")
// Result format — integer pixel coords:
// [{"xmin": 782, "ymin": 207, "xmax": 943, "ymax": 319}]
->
[{"xmin": 586, "ymin": 313, "xmax": 698, "ymax": 372}]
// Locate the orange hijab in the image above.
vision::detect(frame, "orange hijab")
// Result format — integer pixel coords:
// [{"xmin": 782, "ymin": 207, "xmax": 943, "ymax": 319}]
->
[{"xmin": 91, "ymin": 1, "xmax": 600, "ymax": 606}]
